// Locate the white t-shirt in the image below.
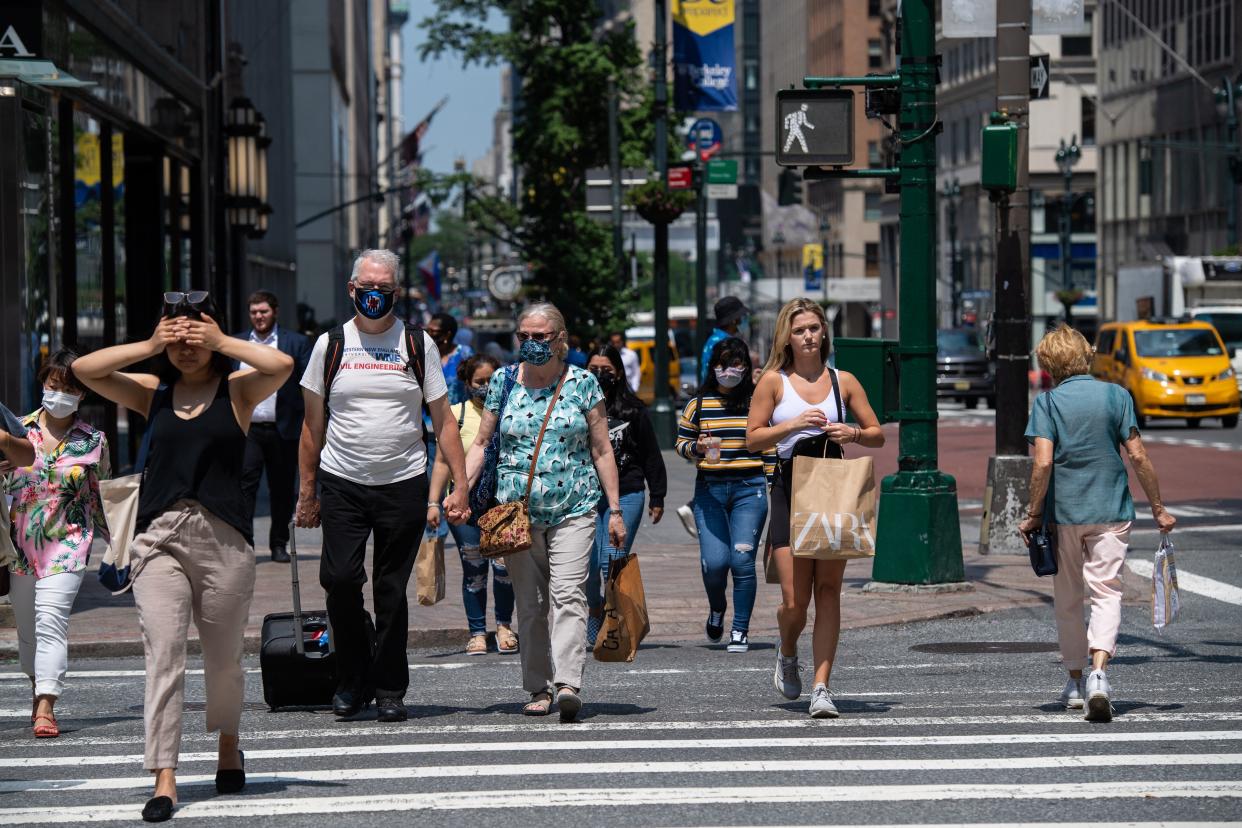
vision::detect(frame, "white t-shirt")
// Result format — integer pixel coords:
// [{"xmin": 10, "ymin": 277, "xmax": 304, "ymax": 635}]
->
[
  {"xmin": 620, "ymin": 346, "xmax": 641, "ymax": 392},
  {"xmin": 301, "ymin": 319, "xmax": 447, "ymax": 485}
]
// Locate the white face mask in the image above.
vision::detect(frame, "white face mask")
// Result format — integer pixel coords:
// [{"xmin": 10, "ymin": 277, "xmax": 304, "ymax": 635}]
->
[
  {"xmin": 715, "ymin": 367, "xmax": 747, "ymax": 388},
  {"xmin": 42, "ymin": 389, "xmax": 81, "ymax": 419}
]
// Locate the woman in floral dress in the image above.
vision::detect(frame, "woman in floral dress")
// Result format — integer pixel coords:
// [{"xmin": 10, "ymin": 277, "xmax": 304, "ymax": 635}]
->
[{"xmin": 1, "ymin": 350, "xmax": 109, "ymax": 738}]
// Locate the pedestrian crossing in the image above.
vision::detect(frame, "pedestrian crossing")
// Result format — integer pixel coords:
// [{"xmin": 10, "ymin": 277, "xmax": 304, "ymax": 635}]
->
[{"xmin": 2, "ymin": 705, "xmax": 1241, "ymax": 825}]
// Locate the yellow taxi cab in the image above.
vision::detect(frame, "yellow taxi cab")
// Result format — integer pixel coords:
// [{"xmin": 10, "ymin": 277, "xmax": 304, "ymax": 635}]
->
[
  {"xmin": 1092, "ymin": 319, "xmax": 1240, "ymax": 429},
  {"xmin": 624, "ymin": 327, "xmax": 681, "ymax": 404}
]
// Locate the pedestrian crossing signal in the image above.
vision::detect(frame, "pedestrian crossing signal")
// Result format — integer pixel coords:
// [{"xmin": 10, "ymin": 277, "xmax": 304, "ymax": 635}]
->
[
  {"xmin": 778, "ymin": 169, "xmax": 803, "ymax": 206},
  {"xmin": 775, "ymin": 89, "xmax": 854, "ymax": 167}
]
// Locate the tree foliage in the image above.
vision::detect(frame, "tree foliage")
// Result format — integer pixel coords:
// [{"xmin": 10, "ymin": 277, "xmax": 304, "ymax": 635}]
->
[{"xmin": 420, "ymin": 0, "xmax": 653, "ymax": 337}]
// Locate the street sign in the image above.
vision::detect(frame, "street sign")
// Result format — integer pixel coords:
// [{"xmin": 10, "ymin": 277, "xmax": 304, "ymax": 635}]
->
[
  {"xmin": 667, "ymin": 166, "xmax": 693, "ymax": 190},
  {"xmin": 706, "ymin": 158, "xmax": 737, "ymax": 185},
  {"xmin": 687, "ymin": 118, "xmax": 723, "ymax": 160},
  {"xmin": 1029, "ymin": 54, "xmax": 1050, "ymax": 99},
  {"xmin": 706, "ymin": 183, "xmax": 738, "ymax": 199},
  {"xmin": 775, "ymin": 89, "xmax": 854, "ymax": 167}
]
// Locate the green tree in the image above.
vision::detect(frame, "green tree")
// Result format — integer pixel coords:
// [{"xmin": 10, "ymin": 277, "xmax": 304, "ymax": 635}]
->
[{"xmin": 420, "ymin": 0, "xmax": 653, "ymax": 337}]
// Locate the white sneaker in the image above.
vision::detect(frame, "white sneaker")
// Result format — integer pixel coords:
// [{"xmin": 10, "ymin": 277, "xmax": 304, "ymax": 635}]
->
[
  {"xmin": 809, "ymin": 683, "xmax": 839, "ymax": 719},
  {"xmin": 676, "ymin": 504, "xmax": 698, "ymax": 538},
  {"xmin": 1059, "ymin": 676, "xmax": 1085, "ymax": 710},
  {"xmin": 774, "ymin": 653, "xmax": 802, "ymax": 700},
  {"xmin": 1084, "ymin": 669, "xmax": 1113, "ymax": 722}
]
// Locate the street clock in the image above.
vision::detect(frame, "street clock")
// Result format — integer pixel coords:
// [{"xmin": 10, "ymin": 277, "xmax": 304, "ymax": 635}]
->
[{"xmin": 488, "ymin": 266, "xmax": 524, "ymax": 302}]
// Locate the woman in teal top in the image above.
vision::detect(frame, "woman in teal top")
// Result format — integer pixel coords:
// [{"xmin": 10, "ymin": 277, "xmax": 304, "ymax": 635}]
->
[
  {"xmin": 465, "ymin": 303, "xmax": 625, "ymax": 723},
  {"xmin": 1021, "ymin": 324, "xmax": 1175, "ymax": 723}
]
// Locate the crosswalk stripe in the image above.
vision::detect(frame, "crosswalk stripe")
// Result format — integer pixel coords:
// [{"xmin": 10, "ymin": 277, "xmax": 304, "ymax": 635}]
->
[
  {"xmin": 7, "ymin": 753, "xmax": 1242, "ymax": 795},
  {"xmin": 7, "ymin": 730, "xmax": 1241, "ymax": 769},
  {"xmin": 1127, "ymin": 558, "xmax": 1242, "ymax": 606},
  {"xmin": 0, "ymin": 663, "xmax": 481, "ymax": 682},
  {"xmin": 3, "ymin": 781, "xmax": 1240, "ymax": 823},
  {"xmin": 19, "ymin": 711, "xmax": 1242, "ymax": 749}
]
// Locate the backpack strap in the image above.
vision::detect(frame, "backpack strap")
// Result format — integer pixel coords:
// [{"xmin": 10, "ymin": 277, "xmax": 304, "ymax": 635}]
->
[
  {"xmin": 403, "ymin": 323, "xmax": 426, "ymax": 391},
  {"xmin": 321, "ymin": 325, "xmax": 346, "ymax": 418}
]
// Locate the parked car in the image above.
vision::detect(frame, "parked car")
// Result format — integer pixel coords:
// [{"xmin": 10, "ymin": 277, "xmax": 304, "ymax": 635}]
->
[
  {"xmin": 936, "ymin": 328, "xmax": 994, "ymax": 408},
  {"xmin": 1092, "ymin": 318, "xmax": 1240, "ymax": 429},
  {"xmin": 1189, "ymin": 306, "xmax": 1242, "ymax": 393}
]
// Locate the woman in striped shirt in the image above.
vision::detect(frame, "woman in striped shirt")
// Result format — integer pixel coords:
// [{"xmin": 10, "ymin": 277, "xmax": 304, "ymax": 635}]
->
[{"xmin": 676, "ymin": 337, "xmax": 774, "ymax": 653}]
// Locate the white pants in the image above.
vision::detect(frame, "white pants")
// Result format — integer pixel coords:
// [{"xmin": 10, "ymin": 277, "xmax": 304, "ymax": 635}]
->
[{"xmin": 10, "ymin": 569, "xmax": 85, "ymax": 698}]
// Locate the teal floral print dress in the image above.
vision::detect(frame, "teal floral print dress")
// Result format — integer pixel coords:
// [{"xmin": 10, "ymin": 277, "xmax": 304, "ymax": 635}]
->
[
  {"xmin": 3, "ymin": 413, "xmax": 110, "ymax": 578},
  {"xmin": 485, "ymin": 364, "xmax": 604, "ymax": 527}
]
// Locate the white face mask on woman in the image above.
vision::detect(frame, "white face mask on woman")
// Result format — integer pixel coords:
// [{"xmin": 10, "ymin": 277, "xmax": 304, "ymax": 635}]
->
[
  {"xmin": 715, "ymin": 366, "xmax": 747, "ymax": 388},
  {"xmin": 41, "ymin": 389, "xmax": 81, "ymax": 419}
]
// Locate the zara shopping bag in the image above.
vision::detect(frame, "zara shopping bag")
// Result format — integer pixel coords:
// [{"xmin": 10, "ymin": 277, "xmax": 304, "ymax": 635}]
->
[
  {"xmin": 788, "ymin": 451, "xmax": 877, "ymax": 560},
  {"xmin": 593, "ymin": 553, "xmax": 650, "ymax": 663}
]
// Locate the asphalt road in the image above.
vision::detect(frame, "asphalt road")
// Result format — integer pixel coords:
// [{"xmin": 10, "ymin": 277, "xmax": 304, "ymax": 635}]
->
[{"xmin": 3, "ymin": 593, "xmax": 1240, "ymax": 826}]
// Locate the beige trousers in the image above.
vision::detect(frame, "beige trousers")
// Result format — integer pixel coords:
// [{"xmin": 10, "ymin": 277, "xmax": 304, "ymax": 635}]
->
[
  {"xmin": 505, "ymin": 510, "xmax": 596, "ymax": 694},
  {"xmin": 1052, "ymin": 521, "xmax": 1131, "ymax": 672},
  {"xmin": 131, "ymin": 501, "xmax": 254, "ymax": 770}
]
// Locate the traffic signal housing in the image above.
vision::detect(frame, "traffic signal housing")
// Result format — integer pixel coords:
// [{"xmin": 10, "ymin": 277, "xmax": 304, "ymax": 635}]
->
[{"xmin": 778, "ymin": 168, "xmax": 803, "ymax": 205}]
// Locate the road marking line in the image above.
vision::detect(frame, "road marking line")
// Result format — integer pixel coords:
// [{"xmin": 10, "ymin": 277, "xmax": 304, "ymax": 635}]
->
[
  {"xmin": 1127, "ymin": 558, "xmax": 1242, "ymax": 606},
  {"xmin": 4, "ymin": 781, "xmax": 1240, "ymax": 823},
  {"xmin": 1131, "ymin": 523, "xmax": 1242, "ymax": 532},
  {"xmin": 30, "ymin": 711, "xmax": 1242, "ymax": 748},
  {"xmin": 8, "ymin": 730, "xmax": 1242, "ymax": 769},
  {"xmin": 0, "ymin": 663, "xmax": 478, "ymax": 681},
  {"xmin": 8, "ymin": 754, "xmax": 1242, "ymax": 795}
]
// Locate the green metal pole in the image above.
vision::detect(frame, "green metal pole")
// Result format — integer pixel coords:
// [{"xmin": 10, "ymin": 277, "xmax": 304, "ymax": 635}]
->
[
  {"xmin": 650, "ymin": 0, "xmax": 675, "ymax": 448},
  {"xmin": 871, "ymin": 0, "xmax": 965, "ymax": 585}
]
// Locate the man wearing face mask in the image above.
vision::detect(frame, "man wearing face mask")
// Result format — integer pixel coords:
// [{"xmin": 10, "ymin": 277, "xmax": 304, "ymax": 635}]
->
[
  {"xmin": 297, "ymin": 250, "xmax": 471, "ymax": 723},
  {"xmin": 2, "ymin": 350, "xmax": 110, "ymax": 738}
]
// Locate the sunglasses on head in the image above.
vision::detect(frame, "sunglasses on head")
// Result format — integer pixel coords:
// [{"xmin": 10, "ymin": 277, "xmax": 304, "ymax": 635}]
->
[{"xmin": 163, "ymin": 290, "xmax": 210, "ymax": 319}]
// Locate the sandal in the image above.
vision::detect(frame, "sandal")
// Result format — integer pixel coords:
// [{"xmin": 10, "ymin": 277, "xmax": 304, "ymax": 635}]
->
[
  {"xmin": 556, "ymin": 685, "xmax": 582, "ymax": 723},
  {"xmin": 33, "ymin": 713, "xmax": 59, "ymax": 738},
  {"xmin": 522, "ymin": 691, "xmax": 552, "ymax": 717},
  {"xmin": 496, "ymin": 625, "xmax": 519, "ymax": 654}
]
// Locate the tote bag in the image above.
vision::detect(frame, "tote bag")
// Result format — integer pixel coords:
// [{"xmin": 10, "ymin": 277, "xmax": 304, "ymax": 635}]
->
[
  {"xmin": 593, "ymin": 553, "xmax": 650, "ymax": 663},
  {"xmin": 97, "ymin": 473, "xmax": 142, "ymax": 593}
]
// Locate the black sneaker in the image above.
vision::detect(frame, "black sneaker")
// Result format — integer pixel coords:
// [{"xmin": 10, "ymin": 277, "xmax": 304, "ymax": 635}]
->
[
  {"xmin": 726, "ymin": 630, "xmax": 749, "ymax": 653},
  {"xmin": 376, "ymin": 696, "xmax": 408, "ymax": 722},
  {"xmin": 705, "ymin": 610, "xmax": 725, "ymax": 643}
]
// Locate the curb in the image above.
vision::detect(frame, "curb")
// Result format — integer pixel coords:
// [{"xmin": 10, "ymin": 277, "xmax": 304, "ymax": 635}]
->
[{"xmin": 0, "ymin": 628, "xmax": 471, "ymax": 661}]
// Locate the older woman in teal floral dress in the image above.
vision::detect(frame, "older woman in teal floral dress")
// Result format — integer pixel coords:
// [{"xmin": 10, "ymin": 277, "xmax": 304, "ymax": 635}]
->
[{"xmin": 1, "ymin": 350, "xmax": 109, "ymax": 738}]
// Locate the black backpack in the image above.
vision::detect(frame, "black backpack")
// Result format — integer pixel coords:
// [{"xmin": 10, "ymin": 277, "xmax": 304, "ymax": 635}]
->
[{"xmin": 321, "ymin": 322, "xmax": 427, "ymax": 418}]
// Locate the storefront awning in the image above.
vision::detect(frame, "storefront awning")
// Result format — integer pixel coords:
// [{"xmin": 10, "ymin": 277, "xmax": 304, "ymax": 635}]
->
[{"xmin": 0, "ymin": 60, "xmax": 94, "ymax": 88}]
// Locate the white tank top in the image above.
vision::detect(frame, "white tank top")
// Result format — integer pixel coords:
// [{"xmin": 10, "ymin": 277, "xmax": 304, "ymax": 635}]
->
[{"xmin": 771, "ymin": 370, "xmax": 842, "ymax": 459}]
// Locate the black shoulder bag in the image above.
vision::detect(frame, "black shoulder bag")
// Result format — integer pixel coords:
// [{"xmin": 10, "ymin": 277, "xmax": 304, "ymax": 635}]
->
[{"xmin": 1028, "ymin": 393, "xmax": 1059, "ymax": 577}]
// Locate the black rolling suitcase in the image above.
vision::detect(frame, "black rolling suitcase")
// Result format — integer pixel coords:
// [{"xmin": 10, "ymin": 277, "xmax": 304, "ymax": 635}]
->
[{"xmin": 259, "ymin": 524, "xmax": 373, "ymax": 710}]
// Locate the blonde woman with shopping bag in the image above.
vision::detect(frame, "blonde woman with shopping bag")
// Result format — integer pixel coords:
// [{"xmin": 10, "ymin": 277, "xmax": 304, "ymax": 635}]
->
[{"xmin": 747, "ymin": 298, "xmax": 884, "ymax": 719}]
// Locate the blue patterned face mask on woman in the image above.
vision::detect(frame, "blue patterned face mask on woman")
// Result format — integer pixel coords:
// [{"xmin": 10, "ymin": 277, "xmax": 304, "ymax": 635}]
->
[{"xmin": 519, "ymin": 338, "xmax": 553, "ymax": 366}]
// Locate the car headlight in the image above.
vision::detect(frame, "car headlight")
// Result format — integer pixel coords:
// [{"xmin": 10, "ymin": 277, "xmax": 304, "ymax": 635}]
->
[
  {"xmin": 1217, "ymin": 367, "xmax": 1236, "ymax": 381},
  {"xmin": 1141, "ymin": 368, "xmax": 1169, "ymax": 383}
]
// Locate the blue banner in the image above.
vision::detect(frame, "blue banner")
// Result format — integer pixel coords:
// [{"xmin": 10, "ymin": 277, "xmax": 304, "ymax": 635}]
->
[{"xmin": 673, "ymin": 0, "xmax": 738, "ymax": 112}]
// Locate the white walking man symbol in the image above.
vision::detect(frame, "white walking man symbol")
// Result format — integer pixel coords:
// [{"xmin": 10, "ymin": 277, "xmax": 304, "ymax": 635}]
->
[{"xmin": 783, "ymin": 103, "xmax": 815, "ymax": 153}]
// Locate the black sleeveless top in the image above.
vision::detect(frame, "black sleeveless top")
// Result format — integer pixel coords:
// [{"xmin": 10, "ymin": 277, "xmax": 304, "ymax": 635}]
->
[{"xmin": 137, "ymin": 376, "xmax": 253, "ymax": 545}]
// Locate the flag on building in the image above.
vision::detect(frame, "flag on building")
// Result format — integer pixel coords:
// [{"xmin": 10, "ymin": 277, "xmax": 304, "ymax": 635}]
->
[
  {"xmin": 418, "ymin": 251, "xmax": 441, "ymax": 300},
  {"xmin": 672, "ymin": 0, "xmax": 738, "ymax": 112}
]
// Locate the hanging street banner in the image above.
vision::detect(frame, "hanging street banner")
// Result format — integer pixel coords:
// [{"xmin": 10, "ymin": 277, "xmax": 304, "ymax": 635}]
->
[
  {"xmin": 672, "ymin": 0, "xmax": 738, "ymax": 112},
  {"xmin": 802, "ymin": 243, "xmax": 824, "ymax": 291}
]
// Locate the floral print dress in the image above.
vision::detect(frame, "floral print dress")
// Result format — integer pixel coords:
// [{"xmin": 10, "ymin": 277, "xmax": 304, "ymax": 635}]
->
[
  {"xmin": 485, "ymin": 364, "xmax": 604, "ymax": 527},
  {"xmin": 3, "ymin": 413, "xmax": 110, "ymax": 579}
]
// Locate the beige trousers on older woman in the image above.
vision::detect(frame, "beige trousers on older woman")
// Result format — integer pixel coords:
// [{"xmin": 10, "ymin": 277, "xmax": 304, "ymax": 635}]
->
[
  {"xmin": 1052, "ymin": 521, "xmax": 1131, "ymax": 672},
  {"xmin": 131, "ymin": 501, "xmax": 254, "ymax": 771},
  {"xmin": 506, "ymin": 511, "xmax": 597, "ymax": 694}
]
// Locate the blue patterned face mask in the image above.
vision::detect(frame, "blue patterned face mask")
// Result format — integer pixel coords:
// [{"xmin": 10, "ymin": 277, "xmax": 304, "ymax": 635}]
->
[
  {"xmin": 519, "ymin": 338, "xmax": 553, "ymax": 366},
  {"xmin": 352, "ymin": 286, "xmax": 395, "ymax": 320}
]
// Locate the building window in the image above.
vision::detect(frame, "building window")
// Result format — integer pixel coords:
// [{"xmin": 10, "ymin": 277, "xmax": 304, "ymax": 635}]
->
[
  {"xmin": 868, "ymin": 39, "xmax": 883, "ymax": 69},
  {"xmin": 1081, "ymin": 97, "xmax": 1096, "ymax": 145},
  {"xmin": 868, "ymin": 141, "xmax": 882, "ymax": 168},
  {"xmin": 744, "ymin": 60, "xmax": 758, "ymax": 91},
  {"xmin": 865, "ymin": 242, "xmax": 880, "ymax": 278},
  {"xmin": 865, "ymin": 191, "xmax": 882, "ymax": 221},
  {"xmin": 868, "ymin": 0, "xmax": 881, "ymax": 17},
  {"xmin": 1061, "ymin": 34, "xmax": 1092, "ymax": 56}
]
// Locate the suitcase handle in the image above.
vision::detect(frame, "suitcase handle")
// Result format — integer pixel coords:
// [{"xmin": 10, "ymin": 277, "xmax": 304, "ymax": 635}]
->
[{"xmin": 289, "ymin": 521, "xmax": 305, "ymax": 655}]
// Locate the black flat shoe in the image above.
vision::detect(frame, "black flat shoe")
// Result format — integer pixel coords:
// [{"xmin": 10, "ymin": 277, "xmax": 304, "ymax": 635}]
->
[
  {"xmin": 270, "ymin": 545, "xmax": 290, "ymax": 563},
  {"xmin": 332, "ymin": 688, "xmax": 370, "ymax": 718},
  {"xmin": 376, "ymin": 696, "xmax": 407, "ymax": 722},
  {"xmin": 141, "ymin": 796, "xmax": 174, "ymax": 823},
  {"xmin": 215, "ymin": 749, "xmax": 245, "ymax": 794}
]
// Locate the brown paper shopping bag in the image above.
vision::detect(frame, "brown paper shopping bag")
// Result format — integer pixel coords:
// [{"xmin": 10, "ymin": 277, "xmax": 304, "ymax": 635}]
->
[
  {"xmin": 789, "ymin": 454, "xmax": 877, "ymax": 560},
  {"xmin": 414, "ymin": 534, "xmax": 445, "ymax": 606},
  {"xmin": 593, "ymin": 553, "xmax": 650, "ymax": 662}
]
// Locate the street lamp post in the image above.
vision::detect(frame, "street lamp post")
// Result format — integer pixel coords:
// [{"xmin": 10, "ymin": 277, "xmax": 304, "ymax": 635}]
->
[
  {"xmin": 650, "ymin": 0, "xmax": 675, "ymax": 448},
  {"xmin": 772, "ymin": 229, "xmax": 786, "ymax": 306},
  {"xmin": 943, "ymin": 178, "xmax": 961, "ymax": 327},
  {"xmin": 1055, "ymin": 136, "xmax": 1081, "ymax": 303}
]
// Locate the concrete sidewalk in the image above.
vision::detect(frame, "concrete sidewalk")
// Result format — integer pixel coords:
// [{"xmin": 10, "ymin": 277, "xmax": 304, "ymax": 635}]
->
[{"xmin": 0, "ymin": 446, "xmax": 1150, "ymax": 659}]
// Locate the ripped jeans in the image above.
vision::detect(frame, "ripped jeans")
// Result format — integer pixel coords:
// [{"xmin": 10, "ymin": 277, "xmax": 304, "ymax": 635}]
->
[
  {"xmin": 448, "ymin": 521, "xmax": 515, "ymax": 636},
  {"xmin": 692, "ymin": 472, "xmax": 769, "ymax": 633}
]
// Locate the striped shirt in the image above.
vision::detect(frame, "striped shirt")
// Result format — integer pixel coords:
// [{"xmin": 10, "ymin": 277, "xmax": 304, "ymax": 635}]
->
[{"xmin": 676, "ymin": 394, "xmax": 776, "ymax": 476}]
